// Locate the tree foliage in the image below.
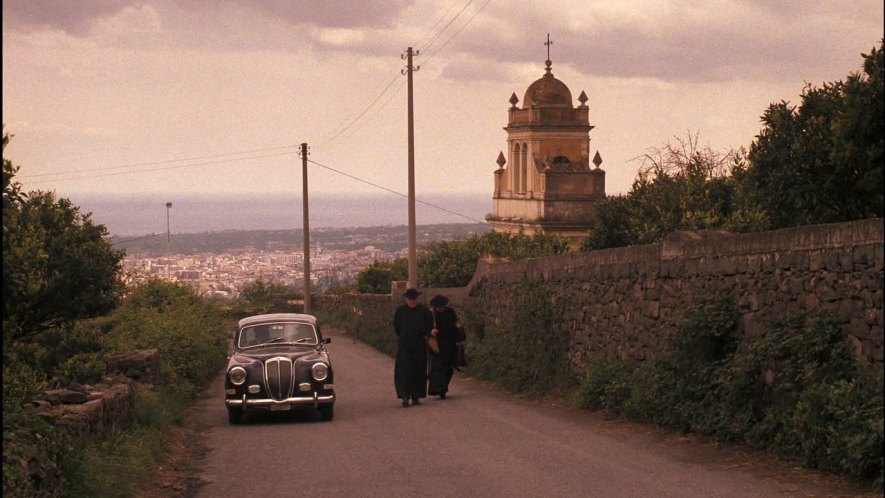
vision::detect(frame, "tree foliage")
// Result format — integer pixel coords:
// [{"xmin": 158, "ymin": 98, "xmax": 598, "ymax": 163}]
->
[
  {"xmin": 745, "ymin": 40, "xmax": 883, "ymax": 227},
  {"xmin": 582, "ymin": 40, "xmax": 883, "ymax": 250},
  {"xmin": 582, "ymin": 134, "xmax": 752, "ymax": 251},
  {"xmin": 355, "ymin": 231, "xmax": 571, "ymax": 292},
  {"xmin": 357, "ymin": 259, "xmax": 408, "ymax": 293},
  {"xmin": 2, "ymin": 131, "xmax": 124, "ymax": 341},
  {"xmin": 237, "ymin": 276, "xmax": 291, "ymax": 310}
]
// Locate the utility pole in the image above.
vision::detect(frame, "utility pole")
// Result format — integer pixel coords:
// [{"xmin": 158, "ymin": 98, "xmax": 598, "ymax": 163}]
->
[
  {"xmin": 165, "ymin": 201, "xmax": 172, "ymax": 256},
  {"xmin": 401, "ymin": 47, "xmax": 420, "ymax": 289},
  {"xmin": 300, "ymin": 143, "xmax": 312, "ymax": 314}
]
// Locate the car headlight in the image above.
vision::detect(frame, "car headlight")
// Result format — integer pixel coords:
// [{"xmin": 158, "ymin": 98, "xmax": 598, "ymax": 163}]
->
[
  {"xmin": 228, "ymin": 366, "xmax": 247, "ymax": 386},
  {"xmin": 311, "ymin": 362, "xmax": 329, "ymax": 382}
]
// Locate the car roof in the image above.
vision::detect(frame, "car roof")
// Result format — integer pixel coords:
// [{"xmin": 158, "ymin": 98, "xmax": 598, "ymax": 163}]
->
[{"xmin": 238, "ymin": 313, "xmax": 317, "ymax": 329}]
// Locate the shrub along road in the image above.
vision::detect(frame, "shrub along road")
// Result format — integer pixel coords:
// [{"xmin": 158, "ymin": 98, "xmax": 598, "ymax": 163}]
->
[{"xmin": 177, "ymin": 328, "xmax": 873, "ymax": 497}]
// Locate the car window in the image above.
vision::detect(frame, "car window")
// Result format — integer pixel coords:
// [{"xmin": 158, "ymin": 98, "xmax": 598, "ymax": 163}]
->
[{"xmin": 238, "ymin": 322, "xmax": 317, "ymax": 348}]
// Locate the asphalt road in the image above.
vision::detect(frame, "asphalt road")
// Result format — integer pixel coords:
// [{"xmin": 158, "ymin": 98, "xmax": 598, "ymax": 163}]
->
[{"xmin": 192, "ymin": 328, "xmax": 870, "ymax": 498}]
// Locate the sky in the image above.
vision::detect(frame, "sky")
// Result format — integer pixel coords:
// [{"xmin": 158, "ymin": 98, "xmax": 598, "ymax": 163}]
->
[{"xmin": 3, "ymin": 0, "xmax": 883, "ymax": 201}]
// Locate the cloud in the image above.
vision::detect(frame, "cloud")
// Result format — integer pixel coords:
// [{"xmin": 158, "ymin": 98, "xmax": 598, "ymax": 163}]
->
[
  {"xmin": 418, "ymin": 0, "xmax": 884, "ymax": 83},
  {"xmin": 3, "ymin": 0, "xmax": 144, "ymax": 36}
]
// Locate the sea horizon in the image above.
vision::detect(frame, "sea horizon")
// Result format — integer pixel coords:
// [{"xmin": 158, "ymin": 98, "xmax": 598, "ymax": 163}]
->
[{"xmin": 69, "ymin": 192, "xmax": 492, "ymax": 236}]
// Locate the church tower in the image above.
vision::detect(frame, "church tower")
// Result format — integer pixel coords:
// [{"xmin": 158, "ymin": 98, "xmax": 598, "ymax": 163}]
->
[{"xmin": 488, "ymin": 42, "xmax": 605, "ymax": 242}]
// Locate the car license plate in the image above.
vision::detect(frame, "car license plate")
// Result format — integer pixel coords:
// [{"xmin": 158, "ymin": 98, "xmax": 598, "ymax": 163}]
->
[{"xmin": 270, "ymin": 404, "xmax": 291, "ymax": 411}]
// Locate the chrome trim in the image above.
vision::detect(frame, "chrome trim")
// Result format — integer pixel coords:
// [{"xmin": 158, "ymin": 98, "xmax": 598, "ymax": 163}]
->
[
  {"xmin": 248, "ymin": 385, "xmax": 260, "ymax": 394},
  {"xmin": 225, "ymin": 393, "xmax": 336, "ymax": 408},
  {"xmin": 264, "ymin": 357, "xmax": 295, "ymax": 400},
  {"xmin": 298, "ymin": 382, "xmax": 311, "ymax": 392},
  {"xmin": 323, "ymin": 384, "xmax": 334, "ymax": 390}
]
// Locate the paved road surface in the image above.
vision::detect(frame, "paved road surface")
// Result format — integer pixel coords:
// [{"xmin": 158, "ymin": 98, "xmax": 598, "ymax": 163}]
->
[{"xmin": 193, "ymin": 328, "xmax": 870, "ymax": 497}]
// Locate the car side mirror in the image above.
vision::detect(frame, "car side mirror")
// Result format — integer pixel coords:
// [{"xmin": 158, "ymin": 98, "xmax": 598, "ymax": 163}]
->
[{"xmin": 322, "ymin": 337, "xmax": 331, "ymax": 345}]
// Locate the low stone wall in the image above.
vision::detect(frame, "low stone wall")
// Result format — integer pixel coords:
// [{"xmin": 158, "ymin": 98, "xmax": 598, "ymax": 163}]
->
[
  {"xmin": 23, "ymin": 349, "xmax": 160, "ymax": 442},
  {"xmin": 316, "ymin": 219, "xmax": 884, "ymax": 374}
]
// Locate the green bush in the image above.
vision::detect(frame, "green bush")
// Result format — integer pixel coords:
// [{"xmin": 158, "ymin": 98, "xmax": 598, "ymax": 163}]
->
[
  {"xmin": 575, "ymin": 355, "xmax": 634, "ymax": 410},
  {"xmin": 573, "ymin": 298, "xmax": 884, "ymax": 489},
  {"xmin": 468, "ymin": 280, "xmax": 575, "ymax": 396},
  {"xmin": 3, "ymin": 410, "xmax": 71, "ymax": 498},
  {"xmin": 314, "ymin": 306, "xmax": 397, "ymax": 357},
  {"xmin": 106, "ymin": 279, "xmax": 228, "ymax": 396}
]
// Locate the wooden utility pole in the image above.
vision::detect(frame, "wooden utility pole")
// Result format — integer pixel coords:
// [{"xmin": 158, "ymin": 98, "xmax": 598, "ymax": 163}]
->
[
  {"xmin": 402, "ymin": 47, "xmax": 420, "ymax": 289},
  {"xmin": 300, "ymin": 143, "xmax": 312, "ymax": 314}
]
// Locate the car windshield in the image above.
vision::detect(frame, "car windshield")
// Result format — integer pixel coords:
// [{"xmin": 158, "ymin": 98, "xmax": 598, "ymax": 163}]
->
[{"xmin": 238, "ymin": 322, "xmax": 318, "ymax": 349}]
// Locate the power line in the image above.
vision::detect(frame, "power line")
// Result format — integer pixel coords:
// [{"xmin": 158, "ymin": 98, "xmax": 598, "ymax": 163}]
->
[
  {"xmin": 307, "ymin": 158, "xmax": 486, "ymax": 224},
  {"xmin": 317, "ymin": 70, "xmax": 402, "ymax": 147},
  {"xmin": 18, "ymin": 145, "xmax": 300, "ymax": 179},
  {"xmin": 419, "ymin": 0, "xmax": 476, "ymax": 53},
  {"xmin": 317, "ymin": 0, "xmax": 479, "ymax": 150},
  {"xmin": 415, "ymin": 0, "xmax": 464, "ymax": 49},
  {"xmin": 23, "ymin": 151, "xmax": 298, "ymax": 185},
  {"xmin": 109, "ymin": 233, "xmax": 164, "ymax": 244},
  {"xmin": 423, "ymin": 0, "xmax": 493, "ymax": 66}
]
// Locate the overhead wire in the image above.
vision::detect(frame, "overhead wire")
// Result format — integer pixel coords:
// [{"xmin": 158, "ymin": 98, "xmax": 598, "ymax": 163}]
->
[
  {"xmin": 109, "ymin": 233, "xmax": 164, "ymax": 244},
  {"xmin": 423, "ymin": 0, "xmax": 493, "ymax": 66},
  {"xmin": 419, "ymin": 0, "xmax": 476, "ymax": 53},
  {"xmin": 317, "ymin": 0, "xmax": 480, "ymax": 149},
  {"xmin": 18, "ymin": 145, "xmax": 300, "ymax": 180},
  {"xmin": 23, "ymin": 151, "xmax": 298, "ymax": 186},
  {"xmin": 308, "ymin": 158, "xmax": 486, "ymax": 224}
]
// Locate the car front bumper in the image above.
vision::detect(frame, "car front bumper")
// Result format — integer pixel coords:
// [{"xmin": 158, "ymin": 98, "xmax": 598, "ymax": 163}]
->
[{"xmin": 225, "ymin": 391, "xmax": 335, "ymax": 409}]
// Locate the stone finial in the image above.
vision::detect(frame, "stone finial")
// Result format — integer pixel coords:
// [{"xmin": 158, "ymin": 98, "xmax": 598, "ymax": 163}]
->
[
  {"xmin": 496, "ymin": 151, "xmax": 506, "ymax": 169},
  {"xmin": 578, "ymin": 90, "xmax": 588, "ymax": 106},
  {"xmin": 509, "ymin": 92, "xmax": 519, "ymax": 109},
  {"xmin": 593, "ymin": 151, "xmax": 603, "ymax": 168}
]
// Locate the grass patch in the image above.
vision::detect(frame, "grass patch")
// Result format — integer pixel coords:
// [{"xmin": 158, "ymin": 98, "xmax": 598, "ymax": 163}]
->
[{"xmin": 62, "ymin": 385, "xmax": 185, "ymax": 498}]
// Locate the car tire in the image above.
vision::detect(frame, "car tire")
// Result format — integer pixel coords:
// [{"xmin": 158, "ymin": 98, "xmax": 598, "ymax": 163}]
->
[
  {"xmin": 228, "ymin": 407, "xmax": 244, "ymax": 424},
  {"xmin": 318, "ymin": 404, "xmax": 334, "ymax": 421}
]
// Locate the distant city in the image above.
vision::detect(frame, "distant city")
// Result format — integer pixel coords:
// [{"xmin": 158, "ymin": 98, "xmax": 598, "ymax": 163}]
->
[{"xmin": 118, "ymin": 223, "xmax": 489, "ymax": 298}]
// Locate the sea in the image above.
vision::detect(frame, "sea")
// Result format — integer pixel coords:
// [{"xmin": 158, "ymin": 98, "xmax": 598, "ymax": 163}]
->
[{"xmin": 69, "ymin": 192, "xmax": 492, "ymax": 236}]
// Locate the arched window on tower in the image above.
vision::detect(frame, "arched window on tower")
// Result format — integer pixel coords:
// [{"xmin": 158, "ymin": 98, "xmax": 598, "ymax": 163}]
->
[
  {"xmin": 519, "ymin": 144, "xmax": 529, "ymax": 194},
  {"xmin": 512, "ymin": 144, "xmax": 521, "ymax": 194}
]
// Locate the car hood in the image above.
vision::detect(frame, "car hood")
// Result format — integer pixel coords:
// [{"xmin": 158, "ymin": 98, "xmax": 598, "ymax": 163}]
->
[{"xmin": 229, "ymin": 347, "xmax": 324, "ymax": 364}]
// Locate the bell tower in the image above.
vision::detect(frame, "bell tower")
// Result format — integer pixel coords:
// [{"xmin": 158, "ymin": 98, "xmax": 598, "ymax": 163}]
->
[{"xmin": 489, "ymin": 36, "xmax": 606, "ymax": 242}]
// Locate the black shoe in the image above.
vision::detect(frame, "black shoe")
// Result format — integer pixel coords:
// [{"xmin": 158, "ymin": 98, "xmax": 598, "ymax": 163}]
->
[
  {"xmin": 439, "ymin": 393, "xmax": 446, "ymax": 400},
  {"xmin": 401, "ymin": 398, "xmax": 410, "ymax": 407},
  {"xmin": 411, "ymin": 398, "xmax": 421, "ymax": 406}
]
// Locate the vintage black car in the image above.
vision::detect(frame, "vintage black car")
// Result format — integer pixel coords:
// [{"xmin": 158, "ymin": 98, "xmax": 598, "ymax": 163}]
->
[{"xmin": 224, "ymin": 313, "xmax": 335, "ymax": 424}]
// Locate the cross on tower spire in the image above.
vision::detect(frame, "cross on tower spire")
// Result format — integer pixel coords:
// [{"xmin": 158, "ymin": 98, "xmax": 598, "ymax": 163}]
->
[{"xmin": 545, "ymin": 34, "xmax": 553, "ymax": 61}]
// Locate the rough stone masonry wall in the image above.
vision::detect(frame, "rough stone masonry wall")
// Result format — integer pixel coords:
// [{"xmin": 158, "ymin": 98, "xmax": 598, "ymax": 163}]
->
[
  {"xmin": 461, "ymin": 218, "xmax": 883, "ymax": 373},
  {"xmin": 321, "ymin": 219, "xmax": 883, "ymax": 375}
]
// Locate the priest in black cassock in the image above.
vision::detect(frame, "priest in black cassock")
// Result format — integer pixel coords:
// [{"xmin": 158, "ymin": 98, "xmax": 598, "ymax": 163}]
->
[{"xmin": 392, "ymin": 288, "xmax": 433, "ymax": 407}]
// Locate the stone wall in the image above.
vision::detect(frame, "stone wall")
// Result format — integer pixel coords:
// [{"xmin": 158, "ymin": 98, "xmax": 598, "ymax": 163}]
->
[
  {"xmin": 316, "ymin": 219, "xmax": 884, "ymax": 373},
  {"xmin": 24, "ymin": 350, "xmax": 161, "ymax": 441}
]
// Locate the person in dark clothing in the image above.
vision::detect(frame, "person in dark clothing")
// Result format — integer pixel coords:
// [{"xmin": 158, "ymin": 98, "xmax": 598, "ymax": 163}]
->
[
  {"xmin": 427, "ymin": 294, "xmax": 461, "ymax": 400},
  {"xmin": 392, "ymin": 288, "xmax": 433, "ymax": 407}
]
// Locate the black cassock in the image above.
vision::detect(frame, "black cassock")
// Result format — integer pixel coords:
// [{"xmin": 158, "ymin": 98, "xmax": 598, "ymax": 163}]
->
[
  {"xmin": 428, "ymin": 306, "xmax": 459, "ymax": 396},
  {"xmin": 393, "ymin": 303, "xmax": 433, "ymax": 399}
]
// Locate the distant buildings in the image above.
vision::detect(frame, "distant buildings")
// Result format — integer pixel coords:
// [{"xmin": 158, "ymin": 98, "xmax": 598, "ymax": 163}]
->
[{"xmin": 122, "ymin": 245, "xmax": 400, "ymax": 298}]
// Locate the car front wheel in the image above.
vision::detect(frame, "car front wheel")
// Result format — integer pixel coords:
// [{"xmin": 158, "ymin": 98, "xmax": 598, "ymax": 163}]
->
[
  {"xmin": 318, "ymin": 404, "xmax": 334, "ymax": 421},
  {"xmin": 228, "ymin": 407, "xmax": 243, "ymax": 424}
]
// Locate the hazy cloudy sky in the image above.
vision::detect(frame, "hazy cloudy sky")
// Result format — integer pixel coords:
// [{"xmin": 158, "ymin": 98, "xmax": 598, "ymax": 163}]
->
[{"xmin": 3, "ymin": 0, "xmax": 883, "ymax": 199}]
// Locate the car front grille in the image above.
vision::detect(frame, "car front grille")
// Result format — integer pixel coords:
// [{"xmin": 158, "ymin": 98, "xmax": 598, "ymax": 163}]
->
[{"xmin": 264, "ymin": 357, "xmax": 294, "ymax": 400}]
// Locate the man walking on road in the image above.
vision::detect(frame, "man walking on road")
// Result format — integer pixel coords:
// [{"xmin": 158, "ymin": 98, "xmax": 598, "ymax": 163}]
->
[{"xmin": 392, "ymin": 288, "xmax": 433, "ymax": 407}]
